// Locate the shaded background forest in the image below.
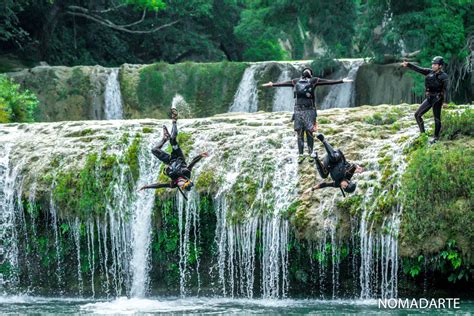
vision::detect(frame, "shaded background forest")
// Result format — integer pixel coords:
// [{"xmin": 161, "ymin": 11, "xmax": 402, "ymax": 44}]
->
[{"xmin": 1, "ymin": 0, "xmax": 473, "ymax": 68}]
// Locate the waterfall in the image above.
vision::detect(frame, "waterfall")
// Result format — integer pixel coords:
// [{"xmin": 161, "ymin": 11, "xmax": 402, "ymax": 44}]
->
[
  {"xmin": 320, "ymin": 59, "xmax": 364, "ymax": 109},
  {"xmin": 357, "ymin": 124, "xmax": 418, "ymax": 299},
  {"xmin": 229, "ymin": 65, "xmax": 260, "ymax": 113},
  {"xmin": 1, "ymin": 103, "xmax": 457, "ymax": 300},
  {"xmin": 272, "ymin": 65, "xmax": 294, "ymax": 112},
  {"xmin": 0, "ymin": 127, "xmax": 28, "ymax": 293},
  {"xmin": 0, "ymin": 142, "xmax": 19, "ymax": 292},
  {"xmin": 49, "ymin": 187, "xmax": 64, "ymax": 294},
  {"xmin": 129, "ymin": 140, "xmax": 161, "ymax": 297},
  {"xmin": 210, "ymin": 115, "xmax": 298, "ymax": 298},
  {"xmin": 104, "ymin": 68, "xmax": 124, "ymax": 120}
]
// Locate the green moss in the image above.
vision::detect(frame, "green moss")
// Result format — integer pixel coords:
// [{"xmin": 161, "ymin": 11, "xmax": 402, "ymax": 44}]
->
[
  {"xmin": 400, "ymin": 138, "xmax": 473, "ymax": 263},
  {"xmin": 65, "ymin": 128, "xmax": 95, "ymax": 137},
  {"xmin": 267, "ymin": 138, "xmax": 282, "ymax": 148},
  {"xmin": 441, "ymin": 108, "xmax": 473, "ymax": 140},
  {"xmin": 336, "ymin": 194, "xmax": 363, "ymax": 217},
  {"xmin": 142, "ymin": 127, "xmax": 154, "ymax": 133},
  {"xmin": 122, "ymin": 134, "xmax": 141, "ymax": 181},
  {"xmin": 404, "ymin": 133, "xmax": 429, "ymax": 154},
  {"xmin": 135, "ymin": 61, "xmax": 247, "ymax": 118},
  {"xmin": 318, "ymin": 117, "xmax": 331, "ymax": 124},
  {"xmin": 68, "ymin": 67, "xmax": 90, "ymax": 96},
  {"xmin": 228, "ymin": 175, "xmax": 259, "ymax": 224},
  {"xmin": 364, "ymin": 110, "xmax": 398, "ymax": 125},
  {"xmin": 195, "ymin": 169, "xmax": 219, "ymax": 194},
  {"xmin": 282, "ymin": 200, "xmax": 301, "ymax": 219},
  {"xmin": 52, "ymin": 145, "xmax": 134, "ymax": 219},
  {"xmin": 176, "ymin": 131, "xmax": 193, "ymax": 154}
]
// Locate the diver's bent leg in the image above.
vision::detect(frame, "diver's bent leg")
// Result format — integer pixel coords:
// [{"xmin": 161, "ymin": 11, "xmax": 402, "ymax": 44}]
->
[
  {"xmin": 170, "ymin": 120, "xmax": 178, "ymax": 146},
  {"xmin": 152, "ymin": 148, "xmax": 171, "ymax": 164},
  {"xmin": 319, "ymin": 138, "xmax": 339, "ymax": 163}
]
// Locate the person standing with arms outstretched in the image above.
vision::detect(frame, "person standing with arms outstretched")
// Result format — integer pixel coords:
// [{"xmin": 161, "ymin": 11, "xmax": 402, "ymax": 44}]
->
[
  {"xmin": 402, "ymin": 56, "xmax": 449, "ymax": 144},
  {"xmin": 262, "ymin": 67, "xmax": 352, "ymax": 163}
]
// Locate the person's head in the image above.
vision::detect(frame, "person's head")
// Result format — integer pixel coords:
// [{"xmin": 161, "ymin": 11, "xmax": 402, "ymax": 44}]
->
[
  {"xmin": 341, "ymin": 180, "xmax": 356, "ymax": 193},
  {"xmin": 431, "ymin": 56, "xmax": 444, "ymax": 71},
  {"xmin": 302, "ymin": 67, "xmax": 313, "ymax": 78},
  {"xmin": 177, "ymin": 178, "xmax": 193, "ymax": 191}
]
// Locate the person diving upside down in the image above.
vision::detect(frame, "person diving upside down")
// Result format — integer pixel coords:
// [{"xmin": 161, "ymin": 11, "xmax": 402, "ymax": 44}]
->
[
  {"xmin": 401, "ymin": 56, "xmax": 449, "ymax": 144},
  {"xmin": 305, "ymin": 134, "xmax": 363, "ymax": 196},
  {"xmin": 139, "ymin": 106, "xmax": 208, "ymax": 198},
  {"xmin": 262, "ymin": 67, "xmax": 352, "ymax": 163}
]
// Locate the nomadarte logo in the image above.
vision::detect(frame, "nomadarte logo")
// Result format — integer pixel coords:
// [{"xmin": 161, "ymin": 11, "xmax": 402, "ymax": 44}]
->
[{"xmin": 379, "ymin": 298, "xmax": 461, "ymax": 309}]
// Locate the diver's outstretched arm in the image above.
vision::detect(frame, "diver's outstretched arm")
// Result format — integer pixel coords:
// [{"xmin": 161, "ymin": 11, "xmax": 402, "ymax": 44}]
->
[
  {"xmin": 188, "ymin": 152, "xmax": 208, "ymax": 171},
  {"xmin": 262, "ymin": 80, "xmax": 295, "ymax": 87},
  {"xmin": 317, "ymin": 181, "xmax": 337, "ymax": 189},
  {"xmin": 314, "ymin": 78, "xmax": 344, "ymax": 86},
  {"xmin": 138, "ymin": 183, "xmax": 172, "ymax": 191},
  {"xmin": 304, "ymin": 181, "xmax": 336, "ymax": 194},
  {"xmin": 403, "ymin": 62, "xmax": 431, "ymax": 76}
]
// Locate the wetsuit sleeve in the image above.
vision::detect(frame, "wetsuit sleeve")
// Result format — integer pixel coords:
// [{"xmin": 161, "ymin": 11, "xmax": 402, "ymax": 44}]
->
[
  {"xmin": 272, "ymin": 78, "xmax": 296, "ymax": 87},
  {"xmin": 318, "ymin": 181, "xmax": 337, "ymax": 188},
  {"xmin": 141, "ymin": 183, "xmax": 172, "ymax": 190},
  {"xmin": 187, "ymin": 155, "xmax": 204, "ymax": 171},
  {"xmin": 313, "ymin": 77, "xmax": 344, "ymax": 86},
  {"xmin": 407, "ymin": 63, "xmax": 431, "ymax": 76}
]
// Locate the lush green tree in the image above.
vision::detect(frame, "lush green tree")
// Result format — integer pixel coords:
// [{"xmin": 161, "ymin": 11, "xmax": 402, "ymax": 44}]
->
[
  {"xmin": 0, "ymin": 0, "xmax": 472, "ymax": 68},
  {"xmin": 0, "ymin": 74, "xmax": 39, "ymax": 123}
]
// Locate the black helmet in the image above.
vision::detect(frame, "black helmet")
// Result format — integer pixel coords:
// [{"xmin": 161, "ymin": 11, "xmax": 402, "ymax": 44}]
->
[
  {"xmin": 302, "ymin": 67, "xmax": 313, "ymax": 78},
  {"xmin": 344, "ymin": 181, "xmax": 357, "ymax": 193},
  {"xmin": 431, "ymin": 56, "xmax": 444, "ymax": 65}
]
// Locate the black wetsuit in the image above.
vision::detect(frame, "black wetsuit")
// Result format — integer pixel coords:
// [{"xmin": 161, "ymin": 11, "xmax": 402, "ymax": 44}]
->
[
  {"xmin": 407, "ymin": 63, "xmax": 449, "ymax": 138},
  {"xmin": 142, "ymin": 121, "xmax": 203, "ymax": 190},
  {"xmin": 273, "ymin": 76, "xmax": 344, "ymax": 154},
  {"xmin": 314, "ymin": 138, "xmax": 356, "ymax": 188}
]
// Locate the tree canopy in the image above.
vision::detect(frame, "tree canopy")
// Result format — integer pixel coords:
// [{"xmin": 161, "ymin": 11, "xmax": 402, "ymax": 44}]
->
[{"xmin": 0, "ymin": 0, "xmax": 472, "ymax": 69}]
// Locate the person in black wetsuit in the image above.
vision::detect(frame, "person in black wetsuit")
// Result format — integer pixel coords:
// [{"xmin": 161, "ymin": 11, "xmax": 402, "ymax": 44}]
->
[
  {"xmin": 139, "ymin": 106, "xmax": 208, "ymax": 195},
  {"xmin": 262, "ymin": 67, "xmax": 352, "ymax": 163},
  {"xmin": 305, "ymin": 134, "xmax": 364, "ymax": 196},
  {"xmin": 402, "ymin": 56, "xmax": 449, "ymax": 144}
]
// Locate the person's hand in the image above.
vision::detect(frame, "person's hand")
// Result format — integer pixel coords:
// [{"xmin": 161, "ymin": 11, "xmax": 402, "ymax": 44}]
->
[
  {"xmin": 262, "ymin": 82, "xmax": 273, "ymax": 87},
  {"xmin": 312, "ymin": 122, "xmax": 319, "ymax": 133},
  {"xmin": 201, "ymin": 152, "xmax": 209, "ymax": 157},
  {"xmin": 342, "ymin": 78, "xmax": 353, "ymax": 83},
  {"xmin": 442, "ymin": 103, "xmax": 448, "ymax": 108},
  {"xmin": 401, "ymin": 61, "xmax": 409, "ymax": 68},
  {"xmin": 355, "ymin": 165, "xmax": 364, "ymax": 173}
]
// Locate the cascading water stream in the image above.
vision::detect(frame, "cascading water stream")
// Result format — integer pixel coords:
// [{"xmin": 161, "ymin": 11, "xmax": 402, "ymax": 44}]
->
[
  {"xmin": 129, "ymin": 137, "xmax": 162, "ymax": 297},
  {"xmin": 321, "ymin": 59, "xmax": 364, "ymax": 109},
  {"xmin": 104, "ymin": 68, "xmax": 124, "ymax": 120},
  {"xmin": 272, "ymin": 65, "xmax": 295, "ymax": 112},
  {"xmin": 357, "ymin": 123, "xmax": 419, "ymax": 299},
  {"xmin": 229, "ymin": 64, "xmax": 260, "ymax": 113},
  {"xmin": 0, "ymin": 103, "xmax": 458, "ymax": 301}
]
